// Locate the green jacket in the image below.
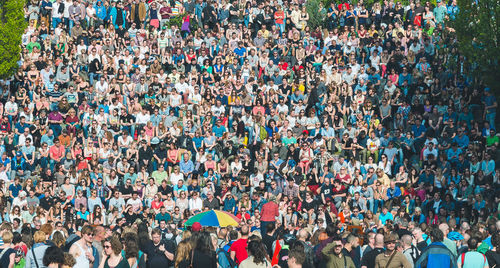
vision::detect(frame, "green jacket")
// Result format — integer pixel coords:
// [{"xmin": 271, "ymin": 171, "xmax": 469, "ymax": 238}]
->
[{"xmin": 321, "ymin": 242, "xmax": 356, "ymax": 268}]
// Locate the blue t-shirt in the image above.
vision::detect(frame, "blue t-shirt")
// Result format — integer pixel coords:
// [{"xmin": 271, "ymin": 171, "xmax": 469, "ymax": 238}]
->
[
  {"xmin": 9, "ymin": 184, "xmax": 22, "ymax": 198},
  {"xmin": 234, "ymin": 47, "xmax": 247, "ymax": 57},
  {"xmin": 212, "ymin": 125, "xmax": 227, "ymax": 138},
  {"xmin": 379, "ymin": 212, "xmax": 394, "ymax": 225}
]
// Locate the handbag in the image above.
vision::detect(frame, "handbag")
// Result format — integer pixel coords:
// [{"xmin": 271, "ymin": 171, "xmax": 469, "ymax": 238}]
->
[{"xmin": 413, "ymin": 15, "xmax": 422, "ymax": 26}]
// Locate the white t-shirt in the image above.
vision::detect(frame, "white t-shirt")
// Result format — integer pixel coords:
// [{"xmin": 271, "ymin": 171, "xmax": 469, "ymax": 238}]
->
[
  {"xmin": 126, "ymin": 198, "xmax": 142, "ymax": 211},
  {"xmin": 118, "ymin": 135, "xmax": 133, "ymax": 147},
  {"xmin": 135, "ymin": 112, "xmax": 150, "ymax": 125},
  {"xmin": 170, "ymin": 173, "xmax": 184, "ymax": 185}
]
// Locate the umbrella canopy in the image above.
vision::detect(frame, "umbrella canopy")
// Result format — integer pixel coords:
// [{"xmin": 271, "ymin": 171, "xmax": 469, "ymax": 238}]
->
[{"xmin": 184, "ymin": 210, "xmax": 240, "ymax": 227}]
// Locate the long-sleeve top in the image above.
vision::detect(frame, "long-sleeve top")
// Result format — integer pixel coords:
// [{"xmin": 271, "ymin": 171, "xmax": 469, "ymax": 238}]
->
[{"xmin": 261, "ymin": 201, "xmax": 279, "ymax": 222}]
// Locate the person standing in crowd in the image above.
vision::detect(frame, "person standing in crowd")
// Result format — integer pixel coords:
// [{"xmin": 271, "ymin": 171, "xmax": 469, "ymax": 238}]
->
[
  {"xmin": 25, "ymin": 231, "xmax": 49, "ymax": 268},
  {"xmin": 321, "ymin": 235, "xmax": 356, "ymax": 268},
  {"xmin": 415, "ymin": 228, "xmax": 458, "ymax": 268},
  {"xmin": 144, "ymin": 228, "xmax": 174, "ymax": 268},
  {"xmin": 374, "ymin": 233, "xmax": 411, "ymax": 268},
  {"xmin": 0, "ymin": 0, "xmax": 498, "ymax": 267},
  {"xmin": 239, "ymin": 239, "xmax": 271, "ymax": 268},
  {"xmin": 361, "ymin": 233, "xmax": 385, "ymax": 268},
  {"xmin": 260, "ymin": 195, "xmax": 279, "ymax": 235},
  {"xmin": 69, "ymin": 225, "xmax": 95, "ymax": 268},
  {"xmin": 457, "ymin": 236, "xmax": 489, "ymax": 268},
  {"xmin": 230, "ymin": 225, "xmax": 250, "ymax": 265},
  {"xmin": 99, "ymin": 236, "xmax": 129, "ymax": 268},
  {"xmin": 0, "ymin": 230, "xmax": 15, "ymax": 268}
]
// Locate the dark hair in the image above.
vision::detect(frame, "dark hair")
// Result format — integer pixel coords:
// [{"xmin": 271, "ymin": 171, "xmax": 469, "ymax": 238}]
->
[
  {"xmin": 430, "ymin": 227, "xmax": 444, "ymax": 242},
  {"xmin": 492, "ymin": 231, "xmax": 500, "ymax": 249},
  {"xmin": 42, "ymin": 246, "xmax": 64, "ymax": 266},
  {"xmin": 289, "ymin": 242, "xmax": 306, "ymax": 265},
  {"xmin": 247, "ymin": 240, "xmax": 267, "ymax": 265},
  {"xmin": 326, "ymin": 223, "xmax": 337, "ymax": 237},
  {"xmin": 12, "ymin": 232, "xmax": 22, "ymax": 244},
  {"xmin": 195, "ymin": 232, "xmax": 214, "ymax": 254},
  {"xmin": 467, "ymin": 236, "xmax": 480, "ymax": 250},
  {"xmin": 137, "ymin": 224, "xmax": 152, "ymax": 251},
  {"xmin": 229, "ymin": 230, "xmax": 239, "ymax": 241},
  {"xmin": 124, "ymin": 235, "xmax": 139, "ymax": 259},
  {"xmin": 266, "ymin": 222, "xmax": 275, "ymax": 233}
]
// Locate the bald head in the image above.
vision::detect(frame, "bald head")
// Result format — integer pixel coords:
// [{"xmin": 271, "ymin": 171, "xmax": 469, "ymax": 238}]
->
[
  {"xmin": 219, "ymin": 228, "xmax": 228, "ymax": 239},
  {"xmin": 375, "ymin": 233, "xmax": 385, "ymax": 247},
  {"xmin": 241, "ymin": 225, "xmax": 249, "ymax": 236},
  {"xmin": 439, "ymin": 223, "xmax": 449, "ymax": 235},
  {"xmin": 401, "ymin": 235, "xmax": 412, "ymax": 246}
]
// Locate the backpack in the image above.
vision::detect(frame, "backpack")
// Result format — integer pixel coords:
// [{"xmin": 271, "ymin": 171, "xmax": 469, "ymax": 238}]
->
[
  {"xmin": 259, "ymin": 125, "xmax": 268, "ymax": 141},
  {"xmin": 222, "ymin": 240, "xmax": 233, "ymax": 252},
  {"xmin": 217, "ymin": 248, "xmax": 237, "ymax": 268},
  {"xmin": 64, "ymin": 235, "xmax": 80, "ymax": 252},
  {"xmin": 404, "ymin": 245, "xmax": 421, "ymax": 264},
  {"xmin": 162, "ymin": 234, "xmax": 178, "ymax": 253}
]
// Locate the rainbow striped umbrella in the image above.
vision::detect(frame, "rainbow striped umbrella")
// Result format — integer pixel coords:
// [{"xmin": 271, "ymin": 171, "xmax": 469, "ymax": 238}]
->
[{"xmin": 184, "ymin": 210, "xmax": 240, "ymax": 227}]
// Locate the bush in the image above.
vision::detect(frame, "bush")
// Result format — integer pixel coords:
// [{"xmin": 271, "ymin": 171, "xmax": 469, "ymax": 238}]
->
[
  {"xmin": 0, "ymin": 0, "xmax": 27, "ymax": 79},
  {"xmin": 306, "ymin": 0, "xmax": 327, "ymax": 29}
]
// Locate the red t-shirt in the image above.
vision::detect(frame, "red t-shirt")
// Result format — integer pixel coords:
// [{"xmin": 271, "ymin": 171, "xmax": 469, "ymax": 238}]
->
[
  {"xmin": 151, "ymin": 200, "xmax": 163, "ymax": 210},
  {"xmin": 230, "ymin": 238, "xmax": 248, "ymax": 264},
  {"xmin": 236, "ymin": 212, "xmax": 251, "ymax": 221}
]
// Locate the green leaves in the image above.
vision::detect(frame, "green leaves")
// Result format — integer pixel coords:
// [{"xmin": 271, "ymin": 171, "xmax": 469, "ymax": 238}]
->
[
  {"xmin": 447, "ymin": 0, "xmax": 500, "ymax": 91},
  {"xmin": 0, "ymin": 0, "xmax": 27, "ymax": 79},
  {"xmin": 306, "ymin": 0, "xmax": 326, "ymax": 29}
]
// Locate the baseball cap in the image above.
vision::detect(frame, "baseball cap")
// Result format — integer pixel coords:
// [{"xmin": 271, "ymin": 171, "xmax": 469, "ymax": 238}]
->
[{"xmin": 192, "ymin": 222, "xmax": 202, "ymax": 232}]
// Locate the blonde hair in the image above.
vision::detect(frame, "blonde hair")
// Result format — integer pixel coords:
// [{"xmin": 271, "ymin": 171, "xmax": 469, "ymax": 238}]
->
[
  {"xmin": 2, "ymin": 230, "xmax": 13, "ymax": 243},
  {"xmin": 34, "ymin": 231, "xmax": 47, "ymax": 243},
  {"xmin": 174, "ymin": 240, "xmax": 193, "ymax": 268}
]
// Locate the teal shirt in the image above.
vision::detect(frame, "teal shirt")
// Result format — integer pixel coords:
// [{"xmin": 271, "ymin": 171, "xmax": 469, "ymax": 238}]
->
[
  {"xmin": 434, "ymin": 5, "xmax": 447, "ymax": 23},
  {"xmin": 282, "ymin": 136, "xmax": 297, "ymax": 146}
]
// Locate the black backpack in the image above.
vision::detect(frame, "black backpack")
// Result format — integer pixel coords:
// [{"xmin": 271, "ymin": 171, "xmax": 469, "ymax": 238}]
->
[{"xmin": 404, "ymin": 245, "xmax": 421, "ymax": 264}]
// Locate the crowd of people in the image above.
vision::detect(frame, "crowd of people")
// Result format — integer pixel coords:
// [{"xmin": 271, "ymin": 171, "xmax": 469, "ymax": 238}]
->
[{"xmin": 0, "ymin": 0, "xmax": 499, "ymax": 267}]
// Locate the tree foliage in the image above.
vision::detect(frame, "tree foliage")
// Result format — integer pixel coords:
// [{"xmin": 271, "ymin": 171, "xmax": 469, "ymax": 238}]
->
[
  {"xmin": 306, "ymin": 0, "xmax": 327, "ymax": 29},
  {"xmin": 448, "ymin": 0, "xmax": 500, "ymax": 90},
  {"xmin": 0, "ymin": 0, "xmax": 27, "ymax": 80}
]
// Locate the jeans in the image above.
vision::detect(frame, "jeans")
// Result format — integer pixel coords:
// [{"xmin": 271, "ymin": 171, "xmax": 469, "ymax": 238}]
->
[
  {"xmin": 69, "ymin": 19, "xmax": 75, "ymax": 35},
  {"xmin": 52, "ymin": 17, "xmax": 62, "ymax": 29},
  {"xmin": 50, "ymin": 124, "xmax": 62, "ymax": 138},
  {"xmin": 49, "ymin": 159, "xmax": 60, "ymax": 172},
  {"xmin": 39, "ymin": 157, "xmax": 48, "ymax": 170},
  {"xmin": 333, "ymin": 196, "xmax": 343, "ymax": 209},
  {"xmin": 260, "ymin": 220, "xmax": 274, "ymax": 236},
  {"xmin": 373, "ymin": 199, "xmax": 384, "ymax": 213},
  {"xmin": 152, "ymin": 160, "xmax": 168, "ymax": 171},
  {"xmin": 276, "ymin": 23, "xmax": 285, "ymax": 35},
  {"xmin": 486, "ymin": 112, "xmax": 496, "ymax": 128},
  {"xmin": 89, "ymin": 72, "xmax": 99, "ymax": 86},
  {"xmin": 10, "ymin": 170, "xmax": 31, "ymax": 181},
  {"xmin": 367, "ymin": 198, "xmax": 375, "ymax": 212},
  {"xmin": 25, "ymin": 157, "xmax": 35, "ymax": 172}
]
